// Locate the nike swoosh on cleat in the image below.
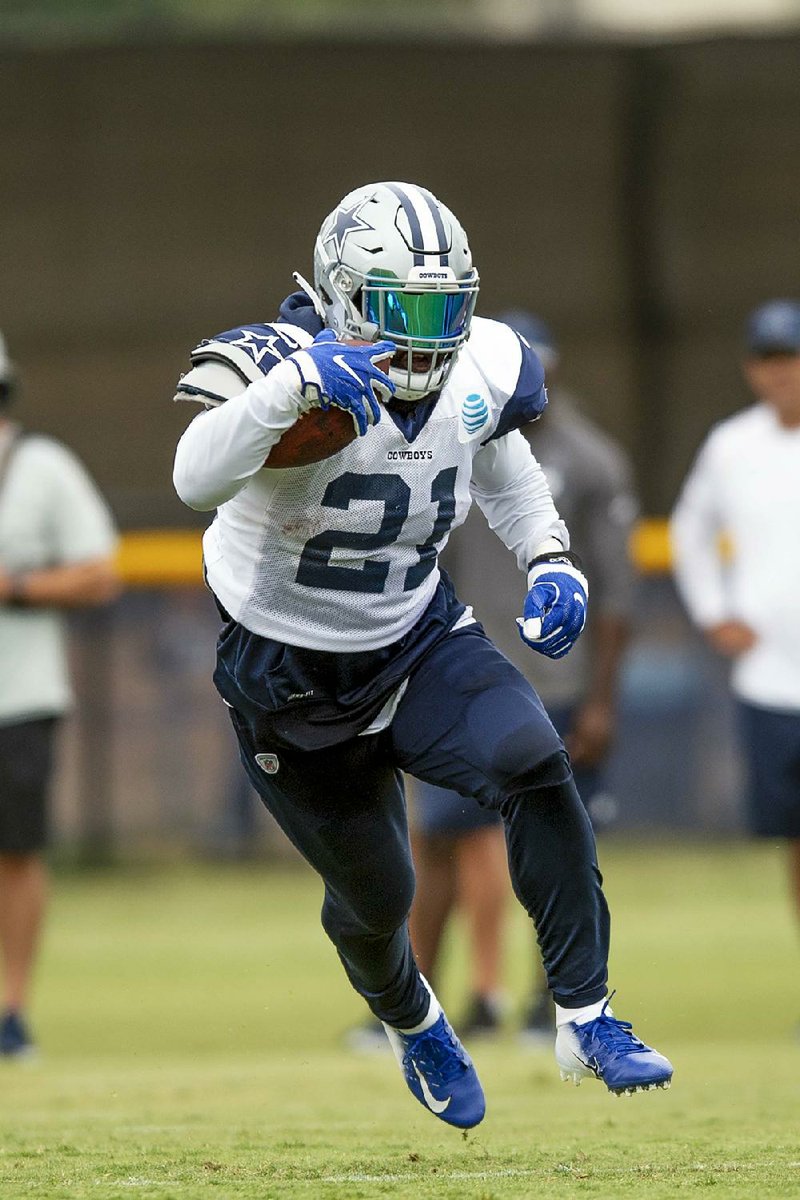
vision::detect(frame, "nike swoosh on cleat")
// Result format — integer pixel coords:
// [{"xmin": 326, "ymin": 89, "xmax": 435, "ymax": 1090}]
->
[
  {"xmin": 575, "ymin": 1053, "xmax": 604, "ymax": 1078},
  {"xmin": 412, "ymin": 1064, "xmax": 452, "ymax": 1114}
]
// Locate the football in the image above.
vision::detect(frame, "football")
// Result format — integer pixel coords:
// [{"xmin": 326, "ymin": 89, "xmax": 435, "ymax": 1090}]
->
[
  {"xmin": 264, "ymin": 404, "xmax": 358, "ymax": 468},
  {"xmin": 264, "ymin": 342, "xmax": 392, "ymax": 469}
]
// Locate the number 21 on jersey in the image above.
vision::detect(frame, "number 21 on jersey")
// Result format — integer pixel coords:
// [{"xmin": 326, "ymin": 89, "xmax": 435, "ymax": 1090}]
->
[{"xmin": 296, "ymin": 468, "xmax": 458, "ymax": 594}]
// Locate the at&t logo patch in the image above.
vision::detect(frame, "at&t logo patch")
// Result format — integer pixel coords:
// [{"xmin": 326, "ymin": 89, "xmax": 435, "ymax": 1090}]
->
[{"xmin": 459, "ymin": 393, "xmax": 490, "ymax": 442}]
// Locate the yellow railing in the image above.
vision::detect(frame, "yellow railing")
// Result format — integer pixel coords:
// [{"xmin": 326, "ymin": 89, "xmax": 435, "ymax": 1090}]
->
[
  {"xmin": 116, "ymin": 530, "xmax": 205, "ymax": 587},
  {"xmin": 629, "ymin": 518, "xmax": 673, "ymax": 575},
  {"xmin": 116, "ymin": 518, "xmax": 675, "ymax": 587}
]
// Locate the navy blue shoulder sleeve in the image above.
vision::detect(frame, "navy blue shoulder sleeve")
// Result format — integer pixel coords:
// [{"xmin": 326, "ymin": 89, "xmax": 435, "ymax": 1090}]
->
[
  {"xmin": 191, "ymin": 293, "xmax": 325, "ymax": 384},
  {"xmin": 485, "ymin": 335, "xmax": 548, "ymax": 443},
  {"xmin": 193, "ymin": 321, "xmax": 306, "ymax": 382}
]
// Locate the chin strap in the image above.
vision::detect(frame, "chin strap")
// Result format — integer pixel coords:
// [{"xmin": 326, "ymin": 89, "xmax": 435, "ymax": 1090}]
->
[{"xmin": 292, "ymin": 271, "xmax": 327, "ymax": 321}]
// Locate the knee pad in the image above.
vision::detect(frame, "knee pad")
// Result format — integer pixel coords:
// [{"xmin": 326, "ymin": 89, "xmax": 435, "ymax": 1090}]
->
[{"xmin": 503, "ymin": 749, "xmax": 574, "ymax": 803}]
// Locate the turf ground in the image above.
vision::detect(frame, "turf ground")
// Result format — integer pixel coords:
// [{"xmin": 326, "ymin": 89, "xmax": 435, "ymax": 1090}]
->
[{"xmin": 1, "ymin": 839, "xmax": 798, "ymax": 1199}]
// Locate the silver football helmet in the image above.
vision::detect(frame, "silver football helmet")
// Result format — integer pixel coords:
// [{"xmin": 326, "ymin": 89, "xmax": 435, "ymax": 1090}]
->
[{"xmin": 307, "ymin": 181, "xmax": 479, "ymax": 401}]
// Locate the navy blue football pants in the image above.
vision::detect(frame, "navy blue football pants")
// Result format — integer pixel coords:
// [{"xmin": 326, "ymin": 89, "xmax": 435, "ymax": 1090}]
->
[{"xmin": 230, "ymin": 625, "xmax": 610, "ymax": 1029}]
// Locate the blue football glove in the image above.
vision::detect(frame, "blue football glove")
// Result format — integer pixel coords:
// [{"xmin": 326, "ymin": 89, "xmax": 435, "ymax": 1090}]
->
[
  {"xmin": 287, "ymin": 330, "xmax": 396, "ymax": 436},
  {"xmin": 517, "ymin": 553, "xmax": 589, "ymax": 659}
]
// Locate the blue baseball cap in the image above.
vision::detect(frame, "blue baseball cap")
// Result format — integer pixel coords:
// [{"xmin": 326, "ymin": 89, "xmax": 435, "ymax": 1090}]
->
[
  {"xmin": 496, "ymin": 310, "xmax": 559, "ymax": 369},
  {"xmin": 745, "ymin": 299, "xmax": 800, "ymax": 356}
]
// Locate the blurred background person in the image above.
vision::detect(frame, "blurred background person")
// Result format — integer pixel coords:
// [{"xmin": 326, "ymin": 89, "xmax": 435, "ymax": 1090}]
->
[
  {"xmin": 671, "ymin": 298, "xmax": 800, "ymax": 1010},
  {"xmin": 0, "ymin": 332, "xmax": 120, "ymax": 1058},
  {"xmin": 347, "ymin": 311, "xmax": 639, "ymax": 1050}
]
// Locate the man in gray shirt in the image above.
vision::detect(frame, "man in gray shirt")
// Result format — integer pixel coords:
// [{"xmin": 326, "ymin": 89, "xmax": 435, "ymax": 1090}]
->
[{"xmin": 0, "ymin": 334, "xmax": 119, "ymax": 1058}]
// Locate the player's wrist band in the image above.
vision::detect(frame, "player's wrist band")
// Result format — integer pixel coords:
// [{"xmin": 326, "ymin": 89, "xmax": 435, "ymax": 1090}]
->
[{"xmin": 527, "ymin": 549, "xmax": 585, "ymax": 573}]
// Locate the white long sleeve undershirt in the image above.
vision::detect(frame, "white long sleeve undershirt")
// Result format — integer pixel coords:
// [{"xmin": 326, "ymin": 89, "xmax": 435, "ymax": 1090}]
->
[{"xmin": 173, "ymin": 360, "xmax": 306, "ymax": 510}]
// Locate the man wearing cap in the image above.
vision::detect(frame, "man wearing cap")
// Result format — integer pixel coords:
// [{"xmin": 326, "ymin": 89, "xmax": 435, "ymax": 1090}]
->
[
  {"xmin": 671, "ymin": 299, "xmax": 800, "ymax": 992},
  {"xmin": 0, "ymin": 332, "xmax": 119, "ymax": 1057}
]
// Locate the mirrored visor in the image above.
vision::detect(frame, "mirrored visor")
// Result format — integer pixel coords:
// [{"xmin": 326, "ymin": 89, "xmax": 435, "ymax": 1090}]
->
[{"xmin": 364, "ymin": 284, "xmax": 474, "ymax": 343}]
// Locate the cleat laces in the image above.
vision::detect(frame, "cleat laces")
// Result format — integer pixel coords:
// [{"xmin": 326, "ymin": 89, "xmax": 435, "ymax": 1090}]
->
[
  {"xmin": 405, "ymin": 1026, "xmax": 469, "ymax": 1089},
  {"xmin": 587, "ymin": 1011, "xmax": 647, "ymax": 1056}
]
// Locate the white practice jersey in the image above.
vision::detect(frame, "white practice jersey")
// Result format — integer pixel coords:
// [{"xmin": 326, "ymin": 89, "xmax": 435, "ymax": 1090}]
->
[
  {"xmin": 671, "ymin": 402, "xmax": 800, "ymax": 710},
  {"xmin": 174, "ymin": 306, "xmax": 569, "ymax": 652}
]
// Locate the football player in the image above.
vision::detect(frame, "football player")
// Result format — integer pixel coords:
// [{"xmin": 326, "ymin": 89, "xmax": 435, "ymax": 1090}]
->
[{"xmin": 172, "ymin": 181, "xmax": 672, "ymax": 1128}]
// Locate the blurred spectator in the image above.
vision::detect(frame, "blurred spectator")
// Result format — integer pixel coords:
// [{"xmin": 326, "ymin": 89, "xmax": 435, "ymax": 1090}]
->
[
  {"xmin": 347, "ymin": 312, "xmax": 639, "ymax": 1050},
  {"xmin": 671, "ymin": 299, "xmax": 800, "ymax": 1014},
  {"xmin": 0, "ymin": 333, "xmax": 119, "ymax": 1058}
]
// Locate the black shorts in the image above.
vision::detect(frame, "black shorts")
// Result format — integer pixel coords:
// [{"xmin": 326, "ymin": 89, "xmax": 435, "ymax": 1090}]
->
[
  {"xmin": 0, "ymin": 717, "xmax": 59, "ymax": 853},
  {"xmin": 737, "ymin": 701, "xmax": 800, "ymax": 838}
]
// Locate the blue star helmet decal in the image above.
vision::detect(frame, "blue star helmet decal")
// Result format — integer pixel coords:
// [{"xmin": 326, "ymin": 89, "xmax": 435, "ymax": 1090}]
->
[{"xmin": 323, "ymin": 198, "xmax": 375, "ymax": 261}]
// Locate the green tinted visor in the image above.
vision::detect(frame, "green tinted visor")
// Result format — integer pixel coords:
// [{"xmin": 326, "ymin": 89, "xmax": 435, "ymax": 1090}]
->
[{"xmin": 364, "ymin": 278, "xmax": 477, "ymax": 347}]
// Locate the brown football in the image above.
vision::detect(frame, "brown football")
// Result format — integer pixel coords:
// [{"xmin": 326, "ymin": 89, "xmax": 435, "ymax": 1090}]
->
[
  {"xmin": 264, "ymin": 341, "xmax": 392, "ymax": 468},
  {"xmin": 264, "ymin": 404, "xmax": 357, "ymax": 468}
]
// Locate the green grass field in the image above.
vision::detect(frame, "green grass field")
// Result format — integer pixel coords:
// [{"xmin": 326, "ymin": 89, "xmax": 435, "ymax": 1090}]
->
[{"xmin": 1, "ymin": 839, "xmax": 799, "ymax": 1199}]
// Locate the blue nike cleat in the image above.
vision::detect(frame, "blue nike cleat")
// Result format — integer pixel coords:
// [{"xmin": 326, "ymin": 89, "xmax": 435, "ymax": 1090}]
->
[
  {"xmin": 555, "ymin": 1000, "xmax": 673, "ymax": 1095},
  {"xmin": 0, "ymin": 1010, "xmax": 36, "ymax": 1060},
  {"xmin": 383, "ymin": 1011, "xmax": 486, "ymax": 1128}
]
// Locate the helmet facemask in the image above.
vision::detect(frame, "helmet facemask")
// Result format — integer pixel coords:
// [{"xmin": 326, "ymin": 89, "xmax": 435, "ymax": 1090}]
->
[
  {"xmin": 311, "ymin": 182, "xmax": 480, "ymax": 401},
  {"xmin": 361, "ymin": 267, "xmax": 479, "ymax": 400}
]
